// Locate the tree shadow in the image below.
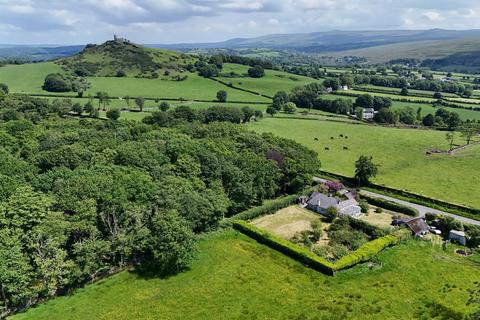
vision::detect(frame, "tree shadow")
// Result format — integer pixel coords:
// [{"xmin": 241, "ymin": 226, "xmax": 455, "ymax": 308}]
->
[{"xmin": 129, "ymin": 262, "xmax": 191, "ymax": 280}]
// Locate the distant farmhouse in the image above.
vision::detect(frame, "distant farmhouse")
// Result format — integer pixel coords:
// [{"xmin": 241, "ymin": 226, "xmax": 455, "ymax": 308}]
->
[
  {"xmin": 361, "ymin": 108, "xmax": 376, "ymax": 120},
  {"xmin": 305, "ymin": 192, "xmax": 362, "ymax": 218}
]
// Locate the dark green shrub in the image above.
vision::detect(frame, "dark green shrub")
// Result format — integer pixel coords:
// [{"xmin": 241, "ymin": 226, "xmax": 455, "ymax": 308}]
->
[
  {"xmin": 324, "ymin": 207, "xmax": 338, "ymax": 222},
  {"xmin": 359, "ymin": 200, "xmax": 369, "ymax": 213}
]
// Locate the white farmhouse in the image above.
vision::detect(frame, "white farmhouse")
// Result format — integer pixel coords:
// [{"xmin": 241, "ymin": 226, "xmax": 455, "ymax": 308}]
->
[{"xmin": 306, "ymin": 192, "xmax": 362, "ymax": 218}]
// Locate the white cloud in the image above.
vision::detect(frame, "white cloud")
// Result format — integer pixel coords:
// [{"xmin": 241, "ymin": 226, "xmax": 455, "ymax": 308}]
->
[
  {"xmin": 423, "ymin": 11, "xmax": 444, "ymax": 21},
  {"xmin": 220, "ymin": 1, "xmax": 264, "ymax": 10},
  {"xmin": 1, "ymin": 0, "xmax": 480, "ymax": 44},
  {"xmin": 8, "ymin": 4, "xmax": 34, "ymax": 14},
  {"xmin": 268, "ymin": 18, "xmax": 279, "ymax": 25}
]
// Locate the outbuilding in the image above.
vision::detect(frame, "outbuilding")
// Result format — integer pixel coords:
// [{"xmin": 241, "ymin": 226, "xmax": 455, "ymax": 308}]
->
[
  {"xmin": 449, "ymin": 230, "xmax": 467, "ymax": 246},
  {"xmin": 405, "ymin": 217, "xmax": 429, "ymax": 237}
]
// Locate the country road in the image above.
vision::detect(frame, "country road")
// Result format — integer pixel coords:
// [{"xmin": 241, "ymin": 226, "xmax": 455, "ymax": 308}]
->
[{"xmin": 313, "ymin": 177, "xmax": 480, "ymax": 226}]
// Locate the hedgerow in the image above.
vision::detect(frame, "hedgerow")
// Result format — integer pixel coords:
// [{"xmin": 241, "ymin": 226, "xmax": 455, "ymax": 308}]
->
[
  {"xmin": 233, "ymin": 220, "xmax": 335, "ymax": 275},
  {"xmin": 334, "ymin": 230, "xmax": 409, "ymax": 270},
  {"xmin": 233, "ymin": 220, "xmax": 408, "ymax": 275},
  {"xmin": 346, "ymin": 216, "xmax": 390, "ymax": 238},
  {"xmin": 361, "ymin": 194, "xmax": 419, "ymax": 217}
]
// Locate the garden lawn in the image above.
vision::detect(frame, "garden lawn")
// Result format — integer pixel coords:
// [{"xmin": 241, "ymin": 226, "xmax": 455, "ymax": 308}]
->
[
  {"xmin": 250, "ymin": 118, "xmax": 480, "ymax": 209},
  {"xmin": 217, "ymin": 63, "xmax": 320, "ymax": 97},
  {"xmin": 10, "ymin": 231, "xmax": 480, "ymax": 320},
  {"xmin": 250, "ymin": 205, "xmax": 322, "ymax": 239}
]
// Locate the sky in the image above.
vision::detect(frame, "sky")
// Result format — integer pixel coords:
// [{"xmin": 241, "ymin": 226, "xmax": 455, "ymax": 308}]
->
[{"xmin": 1, "ymin": 0, "xmax": 480, "ymax": 45}]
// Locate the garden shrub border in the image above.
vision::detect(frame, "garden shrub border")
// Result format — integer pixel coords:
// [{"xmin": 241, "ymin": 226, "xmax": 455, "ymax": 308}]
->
[{"xmin": 233, "ymin": 195, "xmax": 298, "ymax": 220}]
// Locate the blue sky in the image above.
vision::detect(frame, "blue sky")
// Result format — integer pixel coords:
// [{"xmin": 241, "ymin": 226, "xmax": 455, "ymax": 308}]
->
[{"xmin": 1, "ymin": 0, "xmax": 480, "ymax": 44}]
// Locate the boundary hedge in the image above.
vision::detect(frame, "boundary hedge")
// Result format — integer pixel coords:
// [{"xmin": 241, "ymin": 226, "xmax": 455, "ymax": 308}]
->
[
  {"xmin": 334, "ymin": 230, "xmax": 410, "ymax": 270},
  {"xmin": 233, "ymin": 220, "xmax": 407, "ymax": 275},
  {"xmin": 233, "ymin": 220, "xmax": 335, "ymax": 275},
  {"xmin": 360, "ymin": 194, "xmax": 419, "ymax": 217},
  {"xmin": 232, "ymin": 195, "xmax": 298, "ymax": 220}
]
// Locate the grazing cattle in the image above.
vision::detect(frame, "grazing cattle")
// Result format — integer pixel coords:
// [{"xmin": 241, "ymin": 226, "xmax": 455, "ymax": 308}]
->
[
  {"xmin": 339, "ymin": 134, "xmax": 344, "ymax": 137},
  {"xmin": 314, "ymin": 138, "xmax": 319, "ymax": 141},
  {"xmin": 330, "ymin": 137, "xmax": 334, "ymax": 140},
  {"xmin": 325, "ymin": 147, "xmax": 330, "ymax": 151},
  {"xmin": 343, "ymin": 146, "xmax": 349, "ymax": 150},
  {"xmin": 345, "ymin": 136, "xmax": 349, "ymax": 139}
]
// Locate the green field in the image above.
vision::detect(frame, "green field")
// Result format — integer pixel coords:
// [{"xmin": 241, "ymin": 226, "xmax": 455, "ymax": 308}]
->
[
  {"xmin": 323, "ymin": 93, "xmax": 480, "ymax": 121},
  {"xmin": 0, "ymin": 62, "xmax": 63, "ymax": 94},
  {"xmin": 85, "ymin": 73, "xmax": 269, "ymax": 102},
  {"xmin": 0, "ymin": 62, "xmax": 270, "ymax": 103},
  {"xmin": 217, "ymin": 63, "xmax": 320, "ymax": 97},
  {"xmin": 250, "ymin": 118, "xmax": 480, "ymax": 208},
  {"xmin": 10, "ymin": 231, "xmax": 480, "ymax": 320}
]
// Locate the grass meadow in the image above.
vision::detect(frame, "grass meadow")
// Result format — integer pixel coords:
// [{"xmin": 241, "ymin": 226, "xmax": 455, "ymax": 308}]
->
[
  {"xmin": 10, "ymin": 231, "xmax": 480, "ymax": 320},
  {"xmin": 0, "ymin": 62, "xmax": 63, "ymax": 94},
  {"xmin": 250, "ymin": 117, "xmax": 480, "ymax": 208}
]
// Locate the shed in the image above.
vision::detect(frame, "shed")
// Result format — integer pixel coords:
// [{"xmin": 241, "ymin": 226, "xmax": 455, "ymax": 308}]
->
[
  {"xmin": 405, "ymin": 218, "xmax": 429, "ymax": 237},
  {"xmin": 449, "ymin": 230, "xmax": 467, "ymax": 246}
]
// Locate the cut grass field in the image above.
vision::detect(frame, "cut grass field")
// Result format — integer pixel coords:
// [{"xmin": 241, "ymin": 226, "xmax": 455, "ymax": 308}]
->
[
  {"xmin": 250, "ymin": 117, "xmax": 480, "ymax": 209},
  {"xmin": 10, "ymin": 230, "xmax": 480, "ymax": 320},
  {"xmin": 250, "ymin": 205, "xmax": 323, "ymax": 240}
]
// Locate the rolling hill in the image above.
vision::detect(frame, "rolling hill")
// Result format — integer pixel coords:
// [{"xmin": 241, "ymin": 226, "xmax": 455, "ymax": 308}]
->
[
  {"xmin": 155, "ymin": 29, "xmax": 480, "ymax": 70},
  {"xmin": 156, "ymin": 29, "xmax": 480, "ymax": 52},
  {"xmin": 0, "ymin": 45, "xmax": 84, "ymax": 61},
  {"xmin": 58, "ymin": 40, "xmax": 195, "ymax": 78}
]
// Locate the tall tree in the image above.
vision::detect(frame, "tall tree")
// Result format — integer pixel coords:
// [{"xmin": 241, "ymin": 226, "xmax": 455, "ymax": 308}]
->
[
  {"xmin": 461, "ymin": 124, "xmax": 478, "ymax": 144},
  {"xmin": 135, "ymin": 97, "xmax": 145, "ymax": 112},
  {"xmin": 354, "ymin": 155, "xmax": 379, "ymax": 186},
  {"xmin": 446, "ymin": 132, "xmax": 455, "ymax": 151}
]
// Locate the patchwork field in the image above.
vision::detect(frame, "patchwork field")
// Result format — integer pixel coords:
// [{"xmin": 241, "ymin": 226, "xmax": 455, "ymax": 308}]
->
[
  {"xmin": 10, "ymin": 231, "xmax": 480, "ymax": 320},
  {"xmin": 321, "ymin": 93, "xmax": 480, "ymax": 121},
  {"xmin": 250, "ymin": 118, "xmax": 480, "ymax": 208},
  {"xmin": 85, "ymin": 73, "xmax": 270, "ymax": 102},
  {"xmin": 0, "ymin": 62, "xmax": 270, "ymax": 103}
]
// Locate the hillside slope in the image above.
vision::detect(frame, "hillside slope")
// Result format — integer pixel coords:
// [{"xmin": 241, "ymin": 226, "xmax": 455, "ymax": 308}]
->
[
  {"xmin": 157, "ymin": 29, "xmax": 480, "ymax": 51},
  {"xmin": 334, "ymin": 38, "xmax": 480, "ymax": 67},
  {"xmin": 58, "ymin": 40, "xmax": 195, "ymax": 78}
]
